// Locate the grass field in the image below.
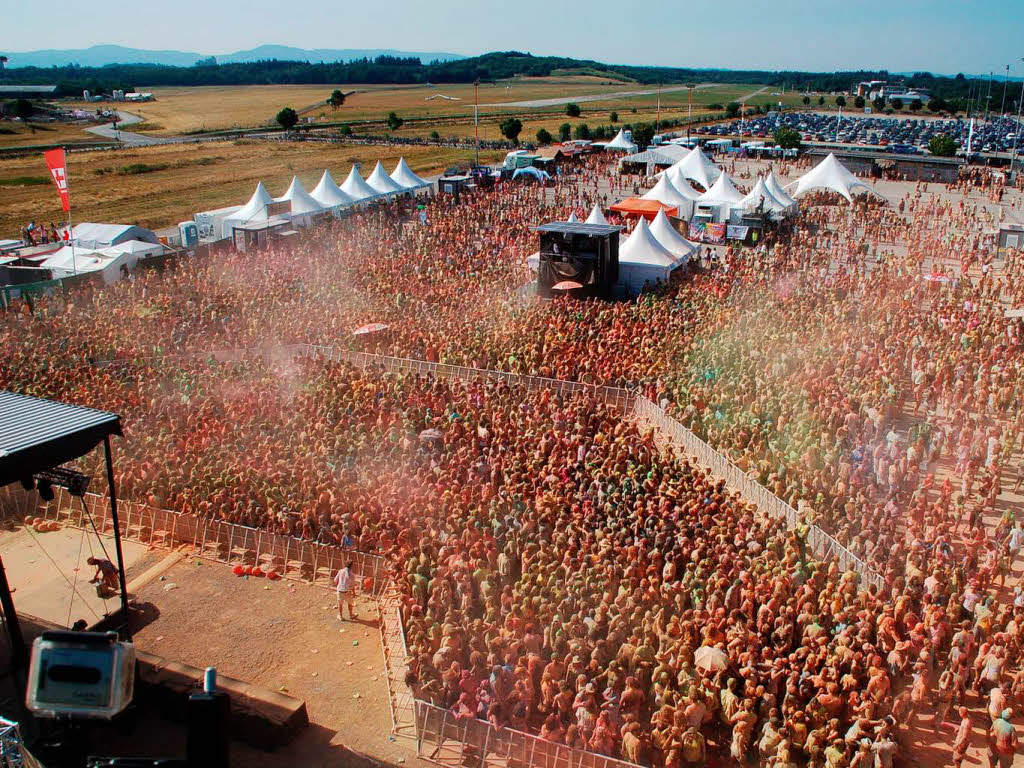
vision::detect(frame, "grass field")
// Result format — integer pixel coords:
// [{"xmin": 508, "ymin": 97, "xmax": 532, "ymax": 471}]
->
[
  {"xmin": 0, "ymin": 120, "xmax": 105, "ymax": 149},
  {"xmin": 0, "ymin": 141, "xmax": 503, "ymax": 237}
]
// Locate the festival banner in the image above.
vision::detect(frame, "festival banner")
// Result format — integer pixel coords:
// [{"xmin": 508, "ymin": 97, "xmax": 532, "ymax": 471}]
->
[
  {"xmin": 688, "ymin": 221, "xmax": 706, "ymax": 241},
  {"xmin": 43, "ymin": 149, "xmax": 70, "ymax": 212},
  {"xmin": 726, "ymin": 225, "xmax": 750, "ymax": 241},
  {"xmin": 705, "ymin": 223, "xmax": 726, "ymax": 244}
]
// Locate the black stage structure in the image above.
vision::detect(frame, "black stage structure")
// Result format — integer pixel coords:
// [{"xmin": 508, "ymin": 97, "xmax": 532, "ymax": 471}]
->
[
  {"xmin": 0, "ymin": 391, "xmax": 129, "ymax": 668},
  {"xmin": 532, "ymin": 222, "xmax": 621, "ymax": 299}
]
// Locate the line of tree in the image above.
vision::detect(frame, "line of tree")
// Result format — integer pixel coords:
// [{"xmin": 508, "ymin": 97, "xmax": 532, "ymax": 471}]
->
[{"xmin": 1, "ymin": 51, "xmax": 1009, "ymax": 109}]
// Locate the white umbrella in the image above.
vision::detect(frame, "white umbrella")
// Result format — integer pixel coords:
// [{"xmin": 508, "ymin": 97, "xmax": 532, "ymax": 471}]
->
[{"xmin": 694, "ymin": 645, "xmax": 729, "ymax": 672}]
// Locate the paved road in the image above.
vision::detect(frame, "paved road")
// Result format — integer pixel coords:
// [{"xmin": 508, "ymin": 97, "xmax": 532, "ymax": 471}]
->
[
  {"xmin": 482, "ymin": 83, "xmax": 720, "ymax": 109},
  {"xmin": 85, "ymin": 110, "xmax": 172, "ymax": 147}
]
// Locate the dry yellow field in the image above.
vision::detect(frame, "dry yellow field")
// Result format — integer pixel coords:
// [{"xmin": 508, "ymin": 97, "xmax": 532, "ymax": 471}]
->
[
  {"xmin": 0, "ymin": 141, "xmax": 502, "ymax": 236},
  {"xmin": 0, "ymin": 120, "xmax": 104, "ymax": 149},
  {"xmin": 58, "ymin": 78, "xmax": 678, "ymax": 136}
]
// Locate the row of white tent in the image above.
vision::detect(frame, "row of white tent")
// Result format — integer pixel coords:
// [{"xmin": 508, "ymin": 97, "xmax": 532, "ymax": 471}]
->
[
  {"xmin": 198, "ymin": 159, "xmax": 433, "ymax": 241},
  {"xmin": 528, "ymin": 204, "xmax": 702, "ymax": 293},
  {"xmin": 641, "ymin": 146, "xmax": 877, "ymax": 223}
]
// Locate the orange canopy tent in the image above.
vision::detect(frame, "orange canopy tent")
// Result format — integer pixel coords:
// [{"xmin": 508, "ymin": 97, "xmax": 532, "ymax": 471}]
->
[{"xmin": 608, "ymin": 198, "xmax": 678, "ymax": 221}]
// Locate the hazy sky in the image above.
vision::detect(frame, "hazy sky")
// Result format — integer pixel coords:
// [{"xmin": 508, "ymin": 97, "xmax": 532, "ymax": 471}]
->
[{"xmin": 6, "ymin": 0, "xmax": 1023, "ymax": 74}]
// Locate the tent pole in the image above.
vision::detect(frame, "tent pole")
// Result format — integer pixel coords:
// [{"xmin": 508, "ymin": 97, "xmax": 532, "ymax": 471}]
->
[
  {"xmin": 0, "ymin": 556, "xmax": 28, "ymax": 670},
  {"xmin": 104, "ymin": 436, "xmax": 132, "ymax": 640}
]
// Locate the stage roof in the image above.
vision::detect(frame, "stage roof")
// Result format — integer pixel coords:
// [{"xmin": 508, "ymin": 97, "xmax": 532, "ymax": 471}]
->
[
  {"xmin": 532, "ymin": 222, "xmax": 622, "ymax": 236},
  {"xmin": 0, "ymin": 391, "xmax": 122, "ymax": 487}
]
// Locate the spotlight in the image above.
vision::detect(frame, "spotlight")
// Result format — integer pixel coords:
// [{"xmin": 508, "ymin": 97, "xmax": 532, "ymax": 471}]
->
[
  {"xmin": 37, "ymin": 481, "xmax": 54, "ymax": 502},
  {"xmin": 33, "ymin": 468, "xmax": 91, "ymax": 498}
]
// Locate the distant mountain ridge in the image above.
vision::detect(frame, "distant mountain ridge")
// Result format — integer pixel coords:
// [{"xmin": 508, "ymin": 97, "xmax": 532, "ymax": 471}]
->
[{"xmin": 0, "ymin": 44, "xmax": 466, "ymax": 68}]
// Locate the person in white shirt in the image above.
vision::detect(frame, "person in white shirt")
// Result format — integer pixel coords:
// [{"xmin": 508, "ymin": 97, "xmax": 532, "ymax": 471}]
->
[{"xmin": 334, "ymin": 562, "xmax": 356, "ymax": 620}]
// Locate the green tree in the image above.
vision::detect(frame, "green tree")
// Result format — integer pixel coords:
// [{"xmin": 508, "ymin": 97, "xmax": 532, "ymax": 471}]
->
[
  {"xmin": 13, "ymin": 98, "xmax": 33, "ymax": 120},
  {"xmin": 802, "ymin": 95, "xmax": 811, "ymax": 106},
  {"xmin": 558, "ymin": 122, "xmax": 571, "ymax": 141},
  {"xmin": 565, "ymin": 103, "xmax": 581, "ymax": 118},
  {"xmin": 725, "ymin": 101, "xmax": 741, "ymax": 118},
  {"xmin": 499, "ymin": 117, "xmax": 523, "ymax": 144},
  {"xmin": 909, "ymin": 99, "xmax": 922, "ymax": 112},
  {"xmin": 536, "ymin": 127, "xmax": 553, "ymax": 145},
  {"xmin": 773, "ymin": 126, "xmax": 802, "ymax": 150},
  {"xmin": 872, "ymin": 97, "xmax": 885, "ymax": 112},
  {"xmin": 631, "ymin": 123, "xmax": 655, "ymax": 147},
  {"xmin": 329, "ymin": 89, "xmax": 346, "ymax": 109},
  {"xmin": 891, "ymin": 98, "xmax": 903, "ymax": 111},
  {"xmin": 609, "ymin": 111, "xmax": 618, "ymax": 123},
  {"xmin": 928, "ymin": 134, "xmax": 957, "ymax": 157},
  {"xmin": 386, "ymin": 111, "xmax": 403, "ymax": 130},
  {"xmin": 817, "ymin": 96, "xmax": 825, "ymax": 106},
  {"xmin": 338, "ymin": 123, "xmax": 352, "ymax": 136},
  {"xmin": 573, "ymin": 123, "xmax": 590, "ymax": 140},
  {"xmin": 835, "ymin": 96, "xmax": 846, "ymax": 108},
  {"xmin": 854, "ymin": 95, "xmax": 865, "ymax": 109},
  {"xmin": 927, "ymin": 98, "xmax": 947, "ymax": 113},
  {"xmin": 276, "ymin": 107, "xmax": 298, "ymax": 131},
  {"xmin": 630, "ymin": 107, "xmax": 637, "ymax": 114},
  {"xmin": 430, "ymin": 130, "xmax": 441, "ymax": 141}
]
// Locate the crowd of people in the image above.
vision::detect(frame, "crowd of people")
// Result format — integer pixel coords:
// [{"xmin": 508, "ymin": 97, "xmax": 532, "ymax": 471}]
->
[{"xmin": 2, "ymin": 151, "xmax": 1024, "ymax": 767}]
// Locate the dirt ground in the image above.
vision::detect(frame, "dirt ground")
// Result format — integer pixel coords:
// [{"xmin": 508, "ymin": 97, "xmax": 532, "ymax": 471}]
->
[{"xmin": 105, "ymin": 554, "xmax": 421, "ymax": 768}]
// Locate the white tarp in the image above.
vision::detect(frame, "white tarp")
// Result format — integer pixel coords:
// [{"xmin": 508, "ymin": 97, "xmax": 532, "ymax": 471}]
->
[
  {"xmin": 648, "ymin": 209, "xmax": 700, "ymax": 260},
  {"xmin": 390, "ymin": 157, "xmax": 433, "ymax": 191},
  {"xmin": 69, "ymin": 223, "xmax": 159, "ymax": 249},
  {"xmin": 43, "ymin": 240, "xmax": 163, "ymax": 284},
  {"xmin": 311, "ymin": 170, "xmax": 357, "ymax": 210},
  {"xmin": 366, "ymin": 160, "xmax": 408, "ymax": 196},
  {"xmin": 341, "ymin": 164, "xmax": 382, "ymax": 202},
  {"xmin": 785, "ymin": 153, "xmax": 878, "ymax": 203}
]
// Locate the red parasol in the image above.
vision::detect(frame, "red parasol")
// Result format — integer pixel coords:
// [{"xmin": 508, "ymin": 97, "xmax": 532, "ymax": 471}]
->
[
  {"xmin": 552, "ymin": 281, "xmax": 584, "ymax": 291},
  {"xmin": 352, "ymin": 322, "xmax": 389, "ymax": 335}
]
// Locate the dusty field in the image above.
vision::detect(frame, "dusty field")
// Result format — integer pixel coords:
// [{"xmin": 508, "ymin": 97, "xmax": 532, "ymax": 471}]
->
[
  {"xmin": 0, "ymin": 141, "xmax": 503, "ymax": 236},
  {"xmin": 114, "ymin": 556, "xmax": 417, "ymax": 768},
  {"xmin": 0, "ymin": 119, "xmax": 104, "ymax": 148}
]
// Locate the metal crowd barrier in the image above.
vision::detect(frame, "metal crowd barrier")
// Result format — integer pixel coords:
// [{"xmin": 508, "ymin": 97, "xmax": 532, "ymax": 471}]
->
[
  {"xmin": 0, "ymin": 485, "xmax": 387, "ymax": 596},
  {"xmin": 630, "ymin": 396, "xmax": 884, "ymax": 591}
]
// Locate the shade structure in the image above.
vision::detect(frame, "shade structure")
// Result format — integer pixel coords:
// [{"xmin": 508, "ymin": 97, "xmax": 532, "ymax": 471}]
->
[
  {"xmin": 390, "ymin": 157, "xmax": 432, "ymax": 191},
  {"xmin": 765, "ymin": 169, "xmax": 798, "ymax": 208},
  {"xmin": 566, "ymin": 212, "xmax": 579, "ymax": 224},
  {"xmin": 585, "ymin": 204, "xmax": 609, "ymax": 226},
  {"xmin": 604, "ymin": 129, "xmax": 638, "ymax": 153},
  {"xmin": 609, "ymin": 198, "xmax": 677, "ymax": 222},
  {"xmin": 234, "ymin": 181, "xmax": 274, "ymax": 221},
  {"xmin": 739, "ymin": 176, "xmax": 790, "ymax": 217},
  {"xmin": 366, "ymin": 160, "xmax": 408, "ymax": 196},
  {"xmin": 785, "ymin": 153, "xmax": 878, "ymax": 203},
  {"xmin": 648, "ymin": 209, "xmax": 700, "ymax": 260},
  {"xmin": 341, "ymin": 164, "xmax": 382, "ymax": 202},
  {"xmin": 641, "ymin": 174, "xmax": 692, "ymax": 211},
  {"xmin": 552, "ymin": 280, "xmax": 584, "ymax": 291},
  {"xmin": 311, "ymin": 170, "xmax": 357, "ymax": 209},
  {"xmin": 276, "ymin": 176, "xmax": 325, "ymax": 215},
  {"xmin": 698, "ymin": 172, "xmax": 746, "ymax": 205},
  {"xmin": 667, "ymin": 146, "xmax": 721, "ymax": 190},
  {"xmin": 663, "ymin": 167, "xmax": 703, "ymax": 200},
  {"xmin": 353, "ymin": 322, "xmax": 389, "ymax": 335},
  {"xmin": 512, "ymin": 166, "xmax": 549, "ymax": 181},
  {"xmin": 618, "ymin": 216, "xmax": 687, "ymax": 293},
  {"xmin": 694, "ymin": 645, "xmax": 729, "ymax": 672}
]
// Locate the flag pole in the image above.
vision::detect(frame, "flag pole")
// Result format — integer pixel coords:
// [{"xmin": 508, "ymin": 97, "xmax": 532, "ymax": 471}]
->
[{"xmin": 64, "ymin": 146, "xmax": 75, "ymax": 276}]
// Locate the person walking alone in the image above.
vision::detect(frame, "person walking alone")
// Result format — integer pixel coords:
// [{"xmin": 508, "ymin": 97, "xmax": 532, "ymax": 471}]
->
[{"xmin": 334, "ymin": 561, "xmax": 356, "ymax": 621}]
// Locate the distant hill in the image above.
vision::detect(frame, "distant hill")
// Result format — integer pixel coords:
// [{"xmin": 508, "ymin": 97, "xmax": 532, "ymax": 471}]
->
[{"xmin": 0, "ymin": 44, "xmax": 465, "ymax": 68}]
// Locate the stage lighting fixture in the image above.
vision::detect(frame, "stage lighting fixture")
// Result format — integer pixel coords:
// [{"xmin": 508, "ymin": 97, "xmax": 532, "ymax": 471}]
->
[
  {"xmin": 20, "ymin": 477, "xmax": 35, "ymax": 491},
  {"xmin": 33, "ymin": 468, "xmax": 91, "ymax": 498},
  {"xmin": 37, "ymin": 481, "xmax": 54, "ymax": 502}
]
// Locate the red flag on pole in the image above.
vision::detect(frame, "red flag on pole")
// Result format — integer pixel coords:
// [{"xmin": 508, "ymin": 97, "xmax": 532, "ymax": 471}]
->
[{"xmin": 43, "ymin": 148, "xmax": 70, "ymax": 212}]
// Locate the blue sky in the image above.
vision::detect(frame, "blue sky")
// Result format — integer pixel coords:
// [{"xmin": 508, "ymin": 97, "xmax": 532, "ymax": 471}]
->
[{"xmin": 5, "ymin": 0, "xmax": 1022, "ymax": 74}]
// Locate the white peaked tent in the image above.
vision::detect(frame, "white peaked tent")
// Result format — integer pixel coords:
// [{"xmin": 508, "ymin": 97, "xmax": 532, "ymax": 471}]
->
[
  {"xmin": 390, "ymin": 157, "xmax": 432, "ymax": 191},
  {"xmin": 585, "ymin": 204, "xmax": 609, "ymax": 226},
  {"xmin": 311, "ymin": 170, "xmax": 357, "ymax": 211},
  {"xmin": 649, "ymin": 209, "xmax": 700, "ymax": 261},
  {"xmin": 276, "ymin": 176, "xmax": 325, "ymax": 215},
  {"xmin": 739, "ymin": 176, "xmax": 790, "ymax": 217},
  {"xmin": 618, "ymin": 216, "xmax": 687, "ymax": 293},
  {"xmin": 785, "ymin": 153, "xmax": 877, "ymax": 203},
  {"xmin": 566, "ymin": 212, "xmax": 580, "ymax": 223},
  {"xmin": 699, "ymin": 172, "xmax": 746, "ymax": 205},
  {"xmin": 341, "ymin": 164, "xmax": 382, "ymax": 202},
  {"xmin": 220, "ymin": 181, "xmax": 276, "ymax": 236},
  {"xmin": 641, "ymin": 174, "xmax": 692, "ymax": 213},
  {"xmin": 366, "ymin": 160, "xmax": 408, "ymax": 197},
  {"xmin": 604, "ymin": 129, "xmax": 638, "ymax": 153},
  {"xmin": 664, "ymin": 167, "xmax": 702, "ymax": 200},
  {"xmin": 670, "ymin": 146, "xmax": 721, "ymax": 190},
  {"xmin": 765, "ymin": 169, "xmax": 798, "ymax": 209}
]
